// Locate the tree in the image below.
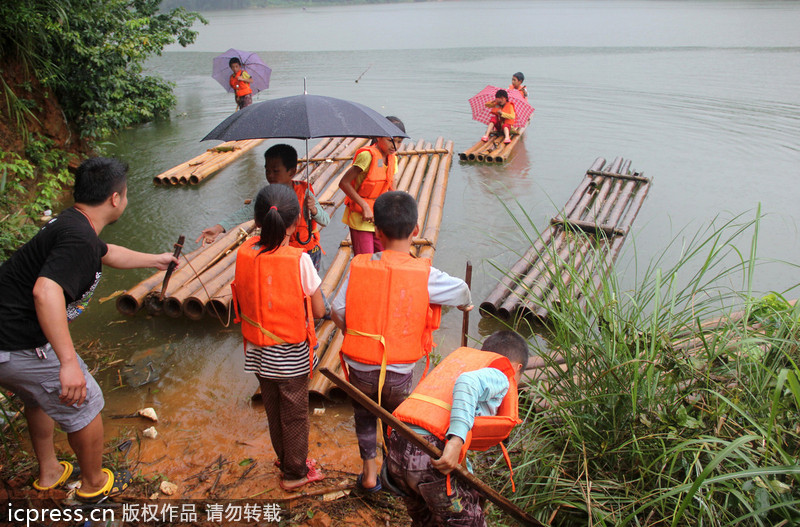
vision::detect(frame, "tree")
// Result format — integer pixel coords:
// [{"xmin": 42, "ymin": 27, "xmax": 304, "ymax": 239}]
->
[{"xmin": 0, "ymin": 0, "xmax": 206, "ymax": 139}]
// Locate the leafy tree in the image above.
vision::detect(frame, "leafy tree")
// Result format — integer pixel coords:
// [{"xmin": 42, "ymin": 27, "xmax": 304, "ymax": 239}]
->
[{"xmin": 0, "ymin": 0, "xmax": 207, "ymax": 139}]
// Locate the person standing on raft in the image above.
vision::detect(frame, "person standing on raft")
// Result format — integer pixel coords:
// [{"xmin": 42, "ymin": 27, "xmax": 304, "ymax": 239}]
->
[
  {"xmin": 481, "ymin": 89, "xmax": 516, "ymax": 144},
  {"xmin": 231, "ymin": 184, "xmax": 326, "ymax": 491},
  {"xmin": 331, "ymin": 190, "xmax": 472, "ymax": 494},
  {"xmin": 229, "ymin": 57, "xmax": 253, "ymax": 110},
  {"xmin": 0, "ymin": 157, "xmax": 177, "ymax": 503},
  {"xmin": 338, "ymin": 116, "xmax": 406, "ymax": 256}
]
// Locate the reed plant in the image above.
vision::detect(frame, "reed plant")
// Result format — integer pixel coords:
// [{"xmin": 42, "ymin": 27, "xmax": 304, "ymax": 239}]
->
[{"xmin": 483, "ymin": 206, "xmax": 800, "ymax": 526}]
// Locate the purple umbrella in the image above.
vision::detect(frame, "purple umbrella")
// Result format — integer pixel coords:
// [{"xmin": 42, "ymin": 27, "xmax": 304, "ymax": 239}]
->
[{"xmin": 212, "ymin": 48, "xmax": 271, "ymax": 94}]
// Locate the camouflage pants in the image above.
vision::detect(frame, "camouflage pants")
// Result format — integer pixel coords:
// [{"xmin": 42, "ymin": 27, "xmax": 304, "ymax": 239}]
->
[{"xmin": 386, "ymin": 431, "xmax": 486, "ymax": 527}]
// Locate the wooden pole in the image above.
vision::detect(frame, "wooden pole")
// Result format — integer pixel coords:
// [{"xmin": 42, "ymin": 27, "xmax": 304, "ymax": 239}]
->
[
  {"xmin": 461, "ymin": 261, "xmax": 472, "ymax": 347},
  {"xmin": 319, "ymin": 368, "xmax": 544, "ymax": 527}
]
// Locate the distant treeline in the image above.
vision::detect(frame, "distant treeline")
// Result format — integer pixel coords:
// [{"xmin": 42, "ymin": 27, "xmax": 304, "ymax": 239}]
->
[{"xmin": 160, "ymin": 0, "xmax": 417, "ymax": 11}]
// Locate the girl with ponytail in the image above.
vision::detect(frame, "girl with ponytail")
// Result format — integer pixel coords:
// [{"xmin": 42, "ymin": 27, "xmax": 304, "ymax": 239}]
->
[{"xmin": 232, "ymin": 184, "xmax": 326, "ymax": 491}]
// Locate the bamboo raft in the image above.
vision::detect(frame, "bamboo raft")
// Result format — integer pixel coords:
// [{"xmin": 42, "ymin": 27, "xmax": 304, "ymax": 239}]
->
[
  {"xmin": 118, "ymin": 136, "xmax": 455, "ymax": 397},
  {"xmin": 458, "ymin": 126, "xmax": 526, "ymax": 163},
  {"xmin": 152, "ymin": 139, "xmax": 265, "ymax": 186},
  {"xmin": 480, "ymin": 157, "xmax": 651, "ymax": 321}
]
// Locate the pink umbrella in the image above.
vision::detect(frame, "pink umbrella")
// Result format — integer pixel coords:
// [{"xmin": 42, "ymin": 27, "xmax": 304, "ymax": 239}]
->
[{"xmin": 468, "ymin": 85, "xmax": 534, "ymax": 127}]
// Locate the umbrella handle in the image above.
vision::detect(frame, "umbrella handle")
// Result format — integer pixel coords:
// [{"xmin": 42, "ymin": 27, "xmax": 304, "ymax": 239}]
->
[{"xmin": 294, "ymin": 202, "xmax": 314, "ymax": 246}]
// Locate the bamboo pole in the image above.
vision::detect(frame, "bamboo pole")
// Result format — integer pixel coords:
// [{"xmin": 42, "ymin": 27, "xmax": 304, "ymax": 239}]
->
[
  {"xmin": 479, "ymin": 227, "xmax": 556, "ymax": 316},
  {"xmin": 476, "ymin": 138, "xmax": 502, "ymax": 162},
  {"xmin": 308, "ymin": 329, "xmax": 345, "ymax": 395},
  {"xmin": 299, "ymin": 149, "xmax": 450, "ymax": 163},
  {"xmin": 418, "ymin": 141, "xmax": 453, "ymax": 260},
  {"xmin": 458, "ymin": 140, "xmax": 485, "ymax": 161},
  {"xmin": 395, "ymin": 140, "xmax": 426, "ymax": 193},
  {"xmin": 184, "ymin": 259, "xmax": 237, "ymax": 320},
  {"xmin": 497, "ymin": 234, "xmax": 568, "ymax": 319},
  {"xmin": 319, "ymin": 368, "xmax": 545, "ymax": 527},
  {"xmin": 415, "ymin": 138, "xmax": 445, "ymax": 237},
  {"xmin": 116, "ymin": 243, "xmax": 207, "ymax": 315},
  {"xmin": 534, "ymin": 237, "xmax": 593, "ymax": 318},
  {"xmin": 125, "ymin": 224, "xmax": 252, "ymax": 315},
  {"xmin": 403, "ymin": 141, "xmax": 431, "ymax": 200},
  {"xmin": 165, "ymin": 246, "xmax": 239, "ymax": 319},
  {"xmin": 493, "ymin": 127, "xmax": 526, "ymax": 163}
]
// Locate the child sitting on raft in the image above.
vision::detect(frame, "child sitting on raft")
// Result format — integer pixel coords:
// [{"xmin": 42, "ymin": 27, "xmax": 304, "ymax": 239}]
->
[
  {"xmin": 231, "ymin": 184, "xmax": 326, "ymax": 491},
  {"xmin": 482, "ymin": 89, "xmax": 516, "ymax": 144},
  {"xmin": 509, "ymin": 71, "xmax": 528, "ymax": 99},
  {"xmin": 196, "ymin": 144, "xmax": 330, "ymax": 272}
]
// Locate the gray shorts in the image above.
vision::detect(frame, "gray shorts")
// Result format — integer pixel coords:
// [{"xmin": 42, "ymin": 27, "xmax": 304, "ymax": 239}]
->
[{"xmin": 0, "ymin": 344, "xmax": 105, "ymax": 433}]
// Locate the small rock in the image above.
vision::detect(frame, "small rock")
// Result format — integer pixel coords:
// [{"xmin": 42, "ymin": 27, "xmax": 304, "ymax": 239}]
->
[
  {"xmin": 149, "ymin": 492, "xmax": 159, "ymax": 500},
  {"xmin": 307, "ymin": 511, "xmax": 332, "ymax": 527},
  {"xmin": 138, "ymin": 407, "xmax": 158, "ymax": 421},
  {"xmin": 160, "ymin": 481, "xmax": 178, "ymax": 496},
  {"xmin": 143, "ymin": 426, "xmax": 158, "ymax": 439}
]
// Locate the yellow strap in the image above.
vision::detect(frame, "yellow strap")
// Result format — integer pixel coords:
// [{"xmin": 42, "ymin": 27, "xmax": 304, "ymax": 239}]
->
[
  {"xmin": 240, "ymin": 313, "xmax": 287, "ymax": 344},
  {"xmin": 407, "ymin": 393, "xmax": 452, "ymax": 412},
  {"xmin": 345, "ymin": 328, "xmax": 386, "ymax": 347}
]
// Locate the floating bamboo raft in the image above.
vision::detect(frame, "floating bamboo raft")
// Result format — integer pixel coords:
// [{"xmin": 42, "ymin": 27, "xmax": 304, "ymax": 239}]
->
[
  {"xmin": 458, "ymin": 125, "xmax": 527, "ymax": 163},
  {"xmin": 480, "ymin": 157, "xmax": 651, "ymax": 321},
  {"xmin": 152, "ymin": 139, "xmax": 264, "ymax": 186},
  {"xmin": 119, "ymin": 136, "xmax": 455, "ymax": 397}
]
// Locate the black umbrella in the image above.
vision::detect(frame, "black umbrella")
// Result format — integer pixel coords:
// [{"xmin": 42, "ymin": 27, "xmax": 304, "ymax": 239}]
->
[
  {"xmin": 202, "ymin": 93, "xmax": 408, "ymax": 244},
  {"xmin": 202, "ymin": 93, "xmax": 408, "ymax": 141}
]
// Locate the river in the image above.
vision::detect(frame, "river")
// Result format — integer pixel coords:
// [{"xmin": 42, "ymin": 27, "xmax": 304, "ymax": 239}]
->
[{"xmin": 64, "ymin": 0, "xmax": 800, "ymax": 496}]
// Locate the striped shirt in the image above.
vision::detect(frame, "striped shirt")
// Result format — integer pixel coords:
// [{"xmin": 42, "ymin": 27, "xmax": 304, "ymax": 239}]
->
[{"xmin": 245, "ymin": 341, "xmax": 319, "ymax": 380}]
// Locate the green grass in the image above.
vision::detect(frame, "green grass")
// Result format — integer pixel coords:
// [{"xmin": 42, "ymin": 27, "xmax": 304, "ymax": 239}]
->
[{"xmin": 482, "ymin": 206, "xmax": 800, "ymax": 526}]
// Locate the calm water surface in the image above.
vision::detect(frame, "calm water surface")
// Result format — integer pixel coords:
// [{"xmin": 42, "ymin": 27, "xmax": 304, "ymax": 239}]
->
[{"xmin": 66, "ymin": 0, "xmax": 800, "ymax": 474}]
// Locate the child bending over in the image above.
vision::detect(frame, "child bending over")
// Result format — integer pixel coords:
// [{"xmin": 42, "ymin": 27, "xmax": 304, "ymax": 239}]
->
[{"xmin": 386, "ymin": 330, "xmax": 529, "ymax": 526}]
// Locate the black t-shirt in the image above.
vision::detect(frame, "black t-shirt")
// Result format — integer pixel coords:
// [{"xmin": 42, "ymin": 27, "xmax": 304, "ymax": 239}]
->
[{"xmin": 0, "ymin": 207, "xmax": 108, "ymax": 351}]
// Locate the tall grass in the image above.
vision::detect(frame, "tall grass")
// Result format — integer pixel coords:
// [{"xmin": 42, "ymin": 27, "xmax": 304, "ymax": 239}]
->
[{"xmin": 483, "ymin": 208, "xmax": 800, "ymax": 526}]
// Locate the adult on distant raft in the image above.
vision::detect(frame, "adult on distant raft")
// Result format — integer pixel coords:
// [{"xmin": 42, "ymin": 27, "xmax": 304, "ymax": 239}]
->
[{"xmin": 0, "ymin": 158, "xmax": 176, "ymax": 502}]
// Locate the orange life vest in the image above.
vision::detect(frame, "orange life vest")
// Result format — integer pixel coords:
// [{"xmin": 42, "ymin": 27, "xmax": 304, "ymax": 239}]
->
[
  {"xmin": 341, "ymin": 250, "xmax": 441, "ymax": 367},
  {"xmin": 391, "ymin": 347, "xmax": 521, "ymax": 494},
  {"xmin": 393, "ymin": 347, "xmax": 520, "ymax": 450},
  {"xmin": 230, "ymin": 71, "xmax": 252, "ymax": 97},
  {"xmin": 508, "ymin": 83, "xmax": 528, "ymax": 99},
  {"xmin": 289, "ymin": 181, "xmax": 322, "ymax": 251},
  {"xmin": 344, "ymin": 145, "xmax": 396, "ymax": 214},
  {"xmin": 231, "ymin": 239, "xmax": 317, "ymax": 366},
  {"xmin": 492, "ymin": 101, "xmax": 516, "ymax": 126}
]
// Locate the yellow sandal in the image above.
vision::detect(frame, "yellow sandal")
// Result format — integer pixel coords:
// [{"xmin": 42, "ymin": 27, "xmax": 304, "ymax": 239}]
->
[
  {"xmin": 75, "ymin": 468, "xmax": 132, "ymax": 503},
  {"xmin": 32, "ymin": 460, "xmax": 78, "ymax": 491}
]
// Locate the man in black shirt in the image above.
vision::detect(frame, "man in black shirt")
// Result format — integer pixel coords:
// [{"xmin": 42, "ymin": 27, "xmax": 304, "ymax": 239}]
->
[{"xmin": 0, "ymin": 158, "xmax": 176, "ymax": 502}]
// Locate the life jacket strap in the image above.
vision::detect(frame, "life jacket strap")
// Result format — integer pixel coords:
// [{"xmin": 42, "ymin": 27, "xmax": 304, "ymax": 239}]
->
[
  {"xmin": 406, "ymin": 392, "xmax": 451, "ymax": 412},
  {"xmin": 500, "ymin": 441, "xmax": 516, "ymax": 493},
  {"xmin": 239, "ymin": 313, "xmax": 287, "ymax": 345}
]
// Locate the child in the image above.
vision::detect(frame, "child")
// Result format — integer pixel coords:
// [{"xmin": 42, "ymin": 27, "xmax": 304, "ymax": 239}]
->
[
  {"xmin": 331, "ymin": 190, "xmax": 472, "ymax": 493},
  {"xmin": 385, "ymin": 330, "xmax": 529, "ymax": 525},
  {"xmin": 196, "ymin": 144, "xmax": 330, "ymax": 271},
  {"xmin": 338, "ymin": 116, "xmax": 406, "ymax": 255},
  {"xmin": 229, "ymin": 57, "xmax": 253, "ymax": 110},
  {"xmin": 231, "ymin": 184, "xmax": 326, "ymax": 491},
  {"xmin": 509, "ymin": 71, "xmax": 528, "ymax": 99},
  {"xmin": 481, "ymin": 89, "xmax": 516, "ymax": 144}
]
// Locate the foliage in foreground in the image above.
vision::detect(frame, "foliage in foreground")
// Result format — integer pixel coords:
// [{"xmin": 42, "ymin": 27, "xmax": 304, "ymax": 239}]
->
[
  {"xmin": 0, "ymin": 0, "xmax": 206, "ymax": 140},
  {"xmin": 484, "ymin": 210, "xmax": 800, "ymax": 526}
]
